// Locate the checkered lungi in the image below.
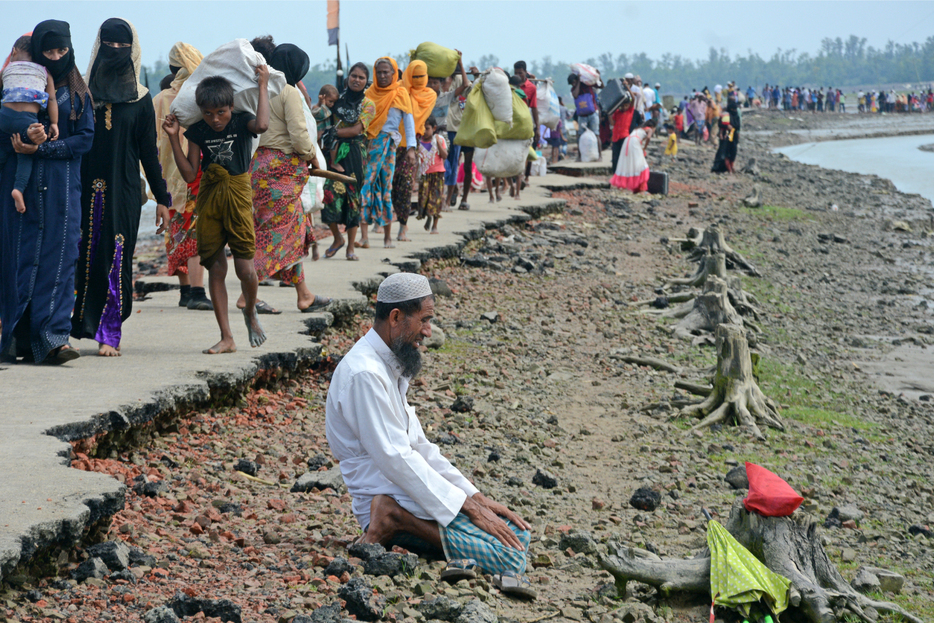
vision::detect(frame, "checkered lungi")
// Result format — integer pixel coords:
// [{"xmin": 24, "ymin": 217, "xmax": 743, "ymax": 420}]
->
[{"xmin": 439, "ymin": 513, "xmax": 530, "ymax": 575}]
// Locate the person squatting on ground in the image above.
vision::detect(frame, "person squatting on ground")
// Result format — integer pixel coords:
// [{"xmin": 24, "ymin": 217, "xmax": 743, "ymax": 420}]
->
[
  {"xmin": 0, "ymin": 34, "xmax": 59, "ymax": 214},
  {"xmin": 325, "ymin": 273, "xmax": 535, "ymax": 593},
  {"xmin": 163, "ymin": 69, "xmax": 270, "ymax": 355}
]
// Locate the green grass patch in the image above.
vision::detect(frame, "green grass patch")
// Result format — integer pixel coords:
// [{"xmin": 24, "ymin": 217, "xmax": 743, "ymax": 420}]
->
[
  {"xmin": 741, "ymin": 204, "xmax": 812, "ymax": 222},
  {"xmin": 782, "ymin": 406, "xmax": 871, "ymax": 431}
]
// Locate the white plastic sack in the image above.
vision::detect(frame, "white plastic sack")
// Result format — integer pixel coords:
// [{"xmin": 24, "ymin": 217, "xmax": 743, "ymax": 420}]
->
[
  {"xmin": 529, "ymin": 157, "xmax": 547, "ymax": 177},
  {"xmin": 474, "ymin": 139, "xmax": 531, "ymax": 179},
  {"xmin": 300, "ymin": 98, "xmax": 327, "ymax": 213},
  {"xmin": 171, "ymin": 39, "xmax": 287, "ymax": 128},
  {"xmin": 536, "ymin": 80, "xmax": 561, "ymax": 130},
  {"xmin": 579, "ymin": 129, "xmax": 599, "ymax": 162},
  {"xmin": 570, "ymin": 62, "xmax": 599, "ymax": 86},
  {"xmin": 481, "ymin": 68, "xmax": 513, "ymax": 126}
]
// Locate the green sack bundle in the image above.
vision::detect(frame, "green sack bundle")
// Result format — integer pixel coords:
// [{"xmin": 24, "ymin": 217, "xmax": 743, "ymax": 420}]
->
[
  {"xmin": 495, "ymin": 91, "xmax": 534, "ymax": 141},
  {"xmin": 454, "ymin": 86, "xmax": 497, "ymax": 149},
  {"xmin": 409, "ymin": 42, "xmax": 459, "ymax": 78}
]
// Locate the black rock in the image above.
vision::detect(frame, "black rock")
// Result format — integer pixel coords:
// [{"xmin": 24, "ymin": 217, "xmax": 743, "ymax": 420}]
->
[
  {"xmin": 629, "ymin": 487, "xmax": 662, "ymax": 511},
  {"xmin": 142, "ymin": 605, "xmax": 181, "ymax": 623},
  {"xmin": 347, "ymin": 542, "xmax": 386, "ymax": 562},
  {"xmin": 532, "ymin": 469, "xmax": 557, "ymax": 489},
  {"xmin": 908, "ymin": 525, "xmax": 933, "ymax": 538},
  {"xmin": 293, "ymin": 602, "xmax": 341, "ymax": 623},
  {"xmin": 218, "ymin": 502, "xmax": 242, "ymax": 516},
  {"xmin": 724, "ymin": 465, "xmax": 749, "ymax": 490},
  {"xmin": 234, "ymin": 459, "xmax": 259, "ymax": 476},
  {"xmin": 25, "ymin": 590, "xmax": 42, "ymax": 603},
  {"xmin": 50, "ymin": 580, "xmax": 72, "ymax": 590},
  {"xmin": 73, "ymin": 557, "xmax": 108, "ymax": 582},
  {"xmin": 133, "ymin": 480, "xmax": 169, "ymax": 498},
  {"xmin": 323, "ymin": 556, "xmax": 354, "ymax": 577},
  {"xmin": 306, "ymin": 453, "xmax": 328, "ymax": 471},
  {"xmin": 651, "ymin": 296, "xmax": 669, "ymax": 309},
  {"xmin": 160, "ymin": 455, "xmax": 179, "ymax": 469},
  {"xmin": 506, "ymin": 476, "xmax": 524, "ymax": 487},
  {"xmin": 363, "ymin": 551, "xmax": 418, "ymax": 577},
  {"xmin": 429, "ymin": 278, "xmax": 454, "ymax": 298},
  {"xmin": 167, "ymin": 592, "xmax": 242, "ymax": 623},
  {"xmin": 110, "ymin": 569, "xmax": 137, "ymax": 584},
  {"xmin": 418, "ymin": 595, "xmax": 463, "ymax": 621},
  {"xmin": 451, "ymin": 396, "xmax": 474, "ymax": 413},
  {"xmin": 559, "ymin": 531, "xmax": 597, "ymax": 555},
  {"xmin": 87, "ymin": 540, "xmax": 130, "ymax": 571},
  {"xmin": 487, "ymin": 450, "xmax": 501, "ymax": 462},
  {"xmin": 338, "ymin": 577, "xmax": 384, "ymax": 622},
  {"xmin": 433, "ymin": 433, "xmax": 458, "ymax": 445},
  {"xmin": 128, "ymin": 547, "xmax": 157, "ymax": 568},
  {"xmin": 824, "ymin": 507, "xmax": 843, "ymax": 529}
]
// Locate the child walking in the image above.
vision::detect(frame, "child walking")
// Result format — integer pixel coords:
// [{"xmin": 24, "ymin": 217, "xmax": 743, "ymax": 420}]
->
[
  {"xmin": 0, "ymin": 35, "xmax": 59, "ymax": 213},
  {"xmin": 416, "ymin": 116, "xmax": 447, "ymax": 234},
  {"xmin": 163, "ymin": 68, "xmax": 270, "ymax": 354}
]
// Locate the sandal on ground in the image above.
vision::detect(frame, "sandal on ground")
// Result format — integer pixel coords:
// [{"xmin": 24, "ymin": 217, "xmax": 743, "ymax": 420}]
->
[
  {"xmin": 458, "ymin": 203, "xmax": 470, "ymax": 211},
  {"xmin": 346, "ymin": 254, "xmax": 359, "ymax": 261},
  {"xmin": 324, "ymin": 242, "xmax": 344, "ymax": 258},
  {"xmin": 492, "ymin": 570, "xmax": 537, "ymax": 600},
  {"xmin": 441, "ymin": 559, "xmax": 478, "ymax": 583},
  {"xmin": 356, "ymin": 240, "xmax": 370, "ymax": 249},
  {"xmin": 255, "ymin": 300, "xmax": 282, "ymax": 315},
  {"xmin": 300, "ymin": 296, "xmax": 332, "ymax": 313},
  {"xmin": 46, "ymin": 344, "xmax": 80, "ymax": 365}
]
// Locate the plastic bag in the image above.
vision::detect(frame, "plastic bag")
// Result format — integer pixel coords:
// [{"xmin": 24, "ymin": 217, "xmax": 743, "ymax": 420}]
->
[
  {"xmin": 529, "ymin": 156, "xmax": 547, "ymax": 177},
  {"xmin": 409, "ymin": 41, "xmax": 459, "ymax": 78},
  {"xmin": 570, "ymin": 62, "xmax": 599, "ymax": 86},
  {"xmin": 474, "ymin": 139, "xmax": 530, "ymax": 178},
  {"xmin": 536, "ymin": 80, "xmax": 561, "ymax": 129},
  {"xmin": 454, "ymin": 86, "xmax": 497, "ymax": 149},
  {"xmin": 300, "ymin": 98, "xmax": 326, "ymax": 213},
  {"xmin": 743, "ymin": 462, "xmax": 804, "ymax": 517},
  {"xmin": 494, "ymin": 91, "xmax": 534, "ymax": 140},
  {"xmin": 172, "ymin": 39, "xmax": 286, "ymax": 128},
  {"xmin": 481, "ymin": 68, "xmax": 513, "ymax": 126},
  {"xmin": 578, "ymin": 129, "xmax": 599, "ymax": 162}
]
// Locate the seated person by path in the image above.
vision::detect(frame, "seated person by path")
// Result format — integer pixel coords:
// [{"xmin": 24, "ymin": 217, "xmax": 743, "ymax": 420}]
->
[{"xmin": 325, "ymin": 273, "xmax": 534, "ymax": 586}]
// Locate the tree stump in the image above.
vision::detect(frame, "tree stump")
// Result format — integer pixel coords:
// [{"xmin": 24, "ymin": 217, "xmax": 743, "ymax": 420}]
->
[
  {"xmin": 685, "ymin": 224, "xmax": 761, "ymax": 276},
  {"xmin": 677, "ymin": 323, "xmax": 781, "ymax": 439},
  {"xmin": 672, "ymin": 277, "xmax": 752, "ymax": 343},
  {"xmin": 599, "ymin": 498, "xmax": 922, "ymax": 623},
  {"xmin": 666, "ymin": 251, "xmax": 727, "ymax": 289}
]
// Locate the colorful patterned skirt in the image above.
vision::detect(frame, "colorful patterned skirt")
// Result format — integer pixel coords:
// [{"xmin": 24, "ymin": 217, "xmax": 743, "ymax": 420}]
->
[
  {"xmin": 417, "ymin": 171, "xmax": 445, "ymax": 219},
  {"xmin": 320, "ymin": 135, "xmax": 364, "ymax": 229},
  {"xmin": 361, "ymin": 131, "xmax": 395, "ymax": 227},
  {"xmin": 250, "ymin": 147, "xmax": 310, "ymax": 284},
  {"xmin": 391, "ymin": 145, "xmax": 415, "ymax": 225},
  {"xmin": 165, "ymin": 181, "xmax": 200, "ymax": 276}
]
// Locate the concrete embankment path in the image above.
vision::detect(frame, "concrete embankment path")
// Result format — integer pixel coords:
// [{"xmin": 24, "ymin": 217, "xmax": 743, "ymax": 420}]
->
[{"xmin": 0, "ymin": 167, "xmax": 609, "ymax": 581}]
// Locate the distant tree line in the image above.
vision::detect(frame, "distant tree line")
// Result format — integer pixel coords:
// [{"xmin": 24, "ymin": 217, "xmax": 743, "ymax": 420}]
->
[{"xmin": 140, "ymin": 35, "xmax": 934, "ymax": 102}]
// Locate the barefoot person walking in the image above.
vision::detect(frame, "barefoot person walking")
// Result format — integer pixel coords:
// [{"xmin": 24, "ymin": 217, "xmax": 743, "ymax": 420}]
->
[
  {"xmin": 72, "ymin": 18, "xmax": 171, "ymax": 357},
  {"xmin": 325, "ymin": 273, "xmax": 534, "ymax": 590},
  {"xmin": 163, "ymin": 72, "xmax": 270, "ymax": 354}
]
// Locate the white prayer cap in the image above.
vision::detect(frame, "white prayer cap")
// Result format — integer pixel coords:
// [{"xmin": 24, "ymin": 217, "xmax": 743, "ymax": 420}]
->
[
  {"xmin": 624, "ymin": 72, "xmax": 634, "ymax": 79},
  {"xmin": 377, "ymin": 273, "xmax": 433, "ymax": 304}
]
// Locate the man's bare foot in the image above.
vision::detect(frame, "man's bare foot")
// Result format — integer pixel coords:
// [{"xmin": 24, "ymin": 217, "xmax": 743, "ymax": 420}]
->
[
  {"xmin": 98, "ymin": 343, "xmax": 120, "ymax": 357},
  {"xmin": 242, "ymin": 308, "xmax": 267, "ymax": 347},
  {"xmin": 203, "ymin": 337, "xmax": 237, "ymax": 354},
  {"xmin": 12, "ymin": 189, "xmax": 25, "ymax": 213},
  {"xmin": 362, "ymin": 495, "xmax": 405, "ymax": 545},
  {"xmin": 430, "ymin": 228, "xmax": 439, "ymax": 234}
]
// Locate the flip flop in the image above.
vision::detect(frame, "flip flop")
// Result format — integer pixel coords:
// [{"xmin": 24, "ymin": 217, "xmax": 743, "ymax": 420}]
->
[
  {"xmin": 458, "ymin": 203, "xmax": 470, "ymax": 211},
  {"xmin": 441, "ymin": 559, "xmax": 478, "ymax": 583},
  {"xmin": 46, "ymin": 344, "xmax": 80, "ymax": 365},
  {"xmin": 324, "ymin": 242, "xmax": 344, "ymax": 258},
  {"xmin": 346, "ymin": 254, "xmax": 359, "ymax": 261},
  {"xmin": 492, "ymin": 570, "xmax": 537, "ymax": 600},
  {"xmin": 254, "ymin": 300, "xmax": 282, "ymax": 315},
  {"xmin": 300, "ymin": 296, "xmax": 332, "ymax": 312}
]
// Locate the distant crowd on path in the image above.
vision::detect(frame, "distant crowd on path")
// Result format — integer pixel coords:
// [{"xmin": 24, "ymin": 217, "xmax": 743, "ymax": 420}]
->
[{"xmin": 746, "ymin": 83, "xmax": 934, "ymax": 114}]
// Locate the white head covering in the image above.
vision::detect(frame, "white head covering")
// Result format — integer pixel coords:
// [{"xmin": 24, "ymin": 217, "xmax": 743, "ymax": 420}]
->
[
  {"xmin": 624, "ymin": 72, "xmax": 634, "ymax": 79},
  {"xmin": 377, "ymin": 273, "xmax": 433, "ymax": 304}
]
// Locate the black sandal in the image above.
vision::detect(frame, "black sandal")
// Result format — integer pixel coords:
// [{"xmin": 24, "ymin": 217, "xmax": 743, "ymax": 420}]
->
[{"xmin": 441, "ymin": 559, "xmax": 478, "ymax": 583}]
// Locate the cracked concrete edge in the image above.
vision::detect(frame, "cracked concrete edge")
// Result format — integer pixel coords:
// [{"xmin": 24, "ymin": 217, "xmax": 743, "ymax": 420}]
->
[{"xmin": 0, "ymin": 181, "xmax": 574, "ymax": 584}]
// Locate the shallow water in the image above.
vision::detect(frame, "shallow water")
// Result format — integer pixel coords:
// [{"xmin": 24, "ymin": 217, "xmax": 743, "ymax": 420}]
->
[{"xmin": 776, "ymin": 133, "xmax": 934, "ymax": 204}]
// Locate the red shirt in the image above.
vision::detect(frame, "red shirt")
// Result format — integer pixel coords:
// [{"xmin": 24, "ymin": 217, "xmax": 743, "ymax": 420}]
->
[
  {"xmin": 611, "ymin": 107, "xmax": 633, "ymax": 142},
  {"xmin": 520, "ymin": 80, "xmax": 538, "ymax": 109}
]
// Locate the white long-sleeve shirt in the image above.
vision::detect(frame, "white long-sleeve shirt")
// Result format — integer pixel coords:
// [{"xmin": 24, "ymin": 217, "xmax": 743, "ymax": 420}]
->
[{"xmin": 325, "ymin": 329, "xmax": 479, "ymax": 529}]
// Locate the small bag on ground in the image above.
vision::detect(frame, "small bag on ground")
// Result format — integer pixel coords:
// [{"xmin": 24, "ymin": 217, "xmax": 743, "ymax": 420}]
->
[{"xmin": 578, "ymin": 128, "xmax": 599, "ymax": 162}]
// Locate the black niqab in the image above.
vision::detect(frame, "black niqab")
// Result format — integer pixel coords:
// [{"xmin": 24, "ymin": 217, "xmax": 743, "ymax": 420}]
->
[
  {"xmin": 333, "ymin": 63, "xmax": 369, "ymax": 125},
  {"xmin": 270, "ymin": 44, "xmax": 309, "ymax": 87},
  {"xmin": 30, "ymin": 19, "xmax": 74, "ymax": 84},
  {"xmin": 88, "ymin": 18, "xmax": 137, "ymax": 104}
]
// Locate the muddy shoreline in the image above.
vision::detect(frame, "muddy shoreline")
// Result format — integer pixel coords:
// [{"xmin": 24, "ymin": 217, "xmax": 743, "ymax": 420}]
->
[{"xmin": 4, "ymin": 112, "xmax": 934, "ymax": 623}]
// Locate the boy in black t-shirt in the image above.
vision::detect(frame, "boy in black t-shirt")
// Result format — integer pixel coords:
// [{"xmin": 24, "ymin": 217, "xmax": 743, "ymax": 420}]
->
[{"xmin": 163, "ymin": 69, "xmax": 270, "ymax": 354}]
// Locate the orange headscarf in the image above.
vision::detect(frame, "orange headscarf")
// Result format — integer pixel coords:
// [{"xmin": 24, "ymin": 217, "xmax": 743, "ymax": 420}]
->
[
  {"xmin": 365, "ymin": 56, "xmax": 412, "ymax": 140},
  {"xmin": 401, "ymin": 60, "xmax": 436, "ymax": 146}
]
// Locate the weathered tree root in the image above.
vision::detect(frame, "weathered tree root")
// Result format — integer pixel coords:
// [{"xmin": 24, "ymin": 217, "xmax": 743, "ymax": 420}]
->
[
  {"xmin": 672, "ymin": 277, "xmax": 757, "ymax": 343},
  {"xmin": 599, "ymin": 498, "xmax": 923, "ymax": 623},
  {"xmin": 677, "ymin": 324, "xmax": 782, "ymax": 440},
  {"xmin": 726, "ymin": 276, "xmax": 763, "ymax": 320},
  {"xmin": 618, "ymin": 355, "xmax": 682, "ymax": 374},
  {"xmin": 682, "ymin": 224, "xmax": 761, "ymax": 277},
  {"xmin": 631, "ymin": 291, "xmax": 695, "ymax": 308},
  {"xmin": 665, "ymin": 251, "xmax": 727, "ymax": 289}
]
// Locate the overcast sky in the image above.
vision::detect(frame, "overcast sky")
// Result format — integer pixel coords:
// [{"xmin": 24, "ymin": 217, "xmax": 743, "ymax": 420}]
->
[{"xmin": 3, "ymin": 1, "xmax": 933, "ymax": 74}]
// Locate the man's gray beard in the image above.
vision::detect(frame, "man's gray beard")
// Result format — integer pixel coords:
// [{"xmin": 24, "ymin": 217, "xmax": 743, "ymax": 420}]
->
[{"xmin": 391, "ymin": 336, "xmax": 422, "ymax": 378}]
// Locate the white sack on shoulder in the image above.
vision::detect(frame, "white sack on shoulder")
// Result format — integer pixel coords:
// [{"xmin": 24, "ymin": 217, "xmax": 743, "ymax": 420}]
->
[
  {"xmin": 171, "ymin": 39, "xmax": 287, "ymax": 128},
  {"xmin": 481, "ymin": 68, "xmax": 513, "ymax": 126},
  {"xmin": 536, "ymin": 80, "xmax": 561, "ymax": 130}
]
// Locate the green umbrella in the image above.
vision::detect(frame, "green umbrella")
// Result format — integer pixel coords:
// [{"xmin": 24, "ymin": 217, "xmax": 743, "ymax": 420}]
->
[{"xmin": 707, "ymin": 520, "xmax": 791, "ymax": 616}]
